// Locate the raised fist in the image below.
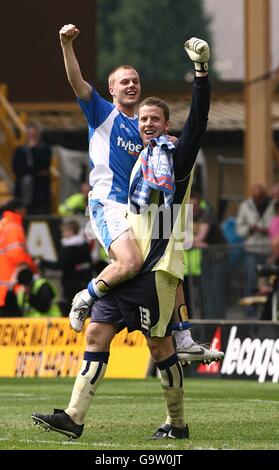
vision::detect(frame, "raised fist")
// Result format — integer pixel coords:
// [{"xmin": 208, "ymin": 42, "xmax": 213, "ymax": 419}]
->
[
  {"xmin": 59, "ymin": 24, "xmax": 80, "ymax": 45},
  {"xmin": 184, "ymin": 37, "xmax": 210, "ymax": 72}
]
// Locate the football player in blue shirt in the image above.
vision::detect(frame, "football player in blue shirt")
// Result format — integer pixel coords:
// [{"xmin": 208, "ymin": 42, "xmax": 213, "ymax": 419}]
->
[
  {"xmin": 59, "ymin": 24, "xmax": 223, "ymax": 364},
  {"xmin": 31, "ymin": 34, "xmax": 224, "ymax": 441}
]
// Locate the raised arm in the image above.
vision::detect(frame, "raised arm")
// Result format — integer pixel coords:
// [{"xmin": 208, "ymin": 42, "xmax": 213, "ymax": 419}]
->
[
  {"xmin": 59, "ymin": 24, "xmax": 92, "ymax": 101},
  {"xmin": 174, "ymin": 37, "xmax": 210, "ymax": 178}
]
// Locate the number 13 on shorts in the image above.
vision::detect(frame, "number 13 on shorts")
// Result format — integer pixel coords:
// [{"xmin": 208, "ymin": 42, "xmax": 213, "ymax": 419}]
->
[{"xmin": 139, "ymin": 306, "xmax": 151, "ymax": 330}]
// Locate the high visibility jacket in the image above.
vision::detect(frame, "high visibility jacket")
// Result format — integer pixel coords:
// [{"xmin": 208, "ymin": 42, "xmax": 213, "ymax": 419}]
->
[
  {"xmin": 58, "ymin": 193, "xmax": 86, "ymax": 216},
  {"xmin": 184, "ymin": 248, "xmax": 202, "ymax": 276},
  {"xmin": 0, "ymin": 211, "xmax": 36, "ymax": 306},
  {"xmin": 17, "ymin": 277, "xmax": 61, "ymax": 317}
]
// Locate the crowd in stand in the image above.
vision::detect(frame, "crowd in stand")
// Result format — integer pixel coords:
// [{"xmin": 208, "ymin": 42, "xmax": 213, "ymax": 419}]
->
[
  {"xmin": 0, "ymin": 198, "xmax": 101, "ymax": 317},
  {"xmin": 184, "ymin": 182, "xmax": 279, "ymax": 320},
  {"xmin": 0, "ymin": 123, "xmax": 108, "ymax": 318}
]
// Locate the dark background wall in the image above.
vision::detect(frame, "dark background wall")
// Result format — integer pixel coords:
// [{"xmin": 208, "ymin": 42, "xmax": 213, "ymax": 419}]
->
[{"xmin": 1, "ymin": 0, "xmax": 96, "ymax": 101}]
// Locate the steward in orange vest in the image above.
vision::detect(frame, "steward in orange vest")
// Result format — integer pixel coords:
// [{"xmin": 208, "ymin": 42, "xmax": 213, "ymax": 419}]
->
[{"xmin": 0, "ymin": 199, "xmax": 36, "ymax": 315}]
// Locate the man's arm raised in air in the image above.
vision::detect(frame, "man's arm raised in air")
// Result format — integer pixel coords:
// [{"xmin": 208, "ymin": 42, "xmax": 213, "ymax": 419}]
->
[
  {"xmin": 59, "ymin": 24, "xmax": 92, "ymax": 101},
  {"xmin": 174, "ymin": 37, "xmax": 210, "ymax": 178}
]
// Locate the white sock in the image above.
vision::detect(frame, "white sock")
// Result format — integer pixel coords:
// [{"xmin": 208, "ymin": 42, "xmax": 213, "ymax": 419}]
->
[
  {"xmin": 65, "ymin": 351, "xmax": 109, "ymax": 424},
  {"xmin": 157, "ymin": 354, "xmax": 185, "ymax": 428},
  {"xmin": 173, "ymin": 329, "xmax": 195, "ymax": 349}
]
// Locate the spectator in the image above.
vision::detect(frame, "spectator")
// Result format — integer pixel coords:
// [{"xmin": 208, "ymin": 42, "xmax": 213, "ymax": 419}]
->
[
  {"xmin": 268, "ymin": 200, "xmax": 279, "ymax": 241},
  {"xmin": 16, "ymin": 265, "xmax": 61, "ymax": 317},
  {"xmin": 58, "ymin": 182, "xmax": 90, "ymax": 216},
  {"xmin": 236, "ymin": 183, "xmax": 274, "ymax": 317},
  {"xmin": 190, "ymin": 192, "xmax": 226, "ymax": 248},
  {"xmin": 0, "ymin": 199, "xmax": 37, "ymax": 316},
  {"xmin": 189, "ymin": 192, "xmax": 227, "ymax": 319},
  {"xmin": 12, "ymin": 123, "xmax": 52, "ymax": 214},
  {"xmin": 258, "ymin": 236, "xmax": 279, "ymax": 320},
  {"xmin": 183, "ymin": 190, "xmax": 214, "ymax": 317},
  {"xmin": 270, "ymin": 182, "xmax": 279, "ymax": 202},
  {"xmin": 40, "ymin": 219, "xmax": 93, "ymax": 315}
]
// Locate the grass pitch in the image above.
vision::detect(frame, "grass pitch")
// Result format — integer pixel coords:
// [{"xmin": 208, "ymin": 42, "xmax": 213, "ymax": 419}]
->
[{"xmin": 0, "ymin": 377, "xmax": 278, "ymax": 450}]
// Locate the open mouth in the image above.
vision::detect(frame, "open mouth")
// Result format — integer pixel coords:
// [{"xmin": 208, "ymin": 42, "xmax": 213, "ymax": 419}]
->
[{"xmin": 144, "ymin": 129, "xmax": 156, "ymax": 136}]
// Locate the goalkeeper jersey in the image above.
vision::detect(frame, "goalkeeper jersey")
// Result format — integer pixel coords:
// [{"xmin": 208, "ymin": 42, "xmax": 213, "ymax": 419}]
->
[{"xmin": 128, "ymin": 76, "xmax": 210, "ymax": 280}]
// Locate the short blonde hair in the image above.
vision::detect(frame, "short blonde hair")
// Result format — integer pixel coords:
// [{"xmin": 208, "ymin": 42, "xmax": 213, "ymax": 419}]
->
[{"xmin": 108, "ymin": 65, "xmax": 138, "ymax": 86}]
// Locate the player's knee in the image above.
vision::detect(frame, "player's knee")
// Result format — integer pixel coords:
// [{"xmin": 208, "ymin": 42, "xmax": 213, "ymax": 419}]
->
[
  {"xmin": 85, "ymin": 322, "xmax": 102, "ymax": 348},
  {"xmin": 147, "ymin": 343, "xmax": 161, "ymax": 362},
  {"xmin": 147, "ymin": 337, "xmax": 175, "ymax": 363},
  {"xmin": 86, "ymin": 322, "xmax": 115, "ymax": 350},
  {"xmin": 85, "ymin": 324, "xmax": 96, "ymax": 347}
]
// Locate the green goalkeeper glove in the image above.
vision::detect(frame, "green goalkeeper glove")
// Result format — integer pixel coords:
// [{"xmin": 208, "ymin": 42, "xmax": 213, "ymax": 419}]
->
[{"xmin": 184, "ymin": 37, "xmax": 210, "ymax": 73}]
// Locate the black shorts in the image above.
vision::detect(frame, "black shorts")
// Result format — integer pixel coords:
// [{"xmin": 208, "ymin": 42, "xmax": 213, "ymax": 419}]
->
[{"xmin": 91, "ymin": 270, "xmax": 179, "ymax": 337}]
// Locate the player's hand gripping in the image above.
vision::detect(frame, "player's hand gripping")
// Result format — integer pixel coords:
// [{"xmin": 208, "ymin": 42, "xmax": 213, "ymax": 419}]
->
[
  {"xmin": 184, "ymin": 37, "xmax": 210, "ymax": 73},
  {"xmin": 59, "ymin": 24, "xmax": 80, "ymax": 46}
]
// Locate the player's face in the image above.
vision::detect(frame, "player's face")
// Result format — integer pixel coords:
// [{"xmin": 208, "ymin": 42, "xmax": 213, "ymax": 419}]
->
[
  {"xmin": 109, "ymin": 68, "xmax": 141, "ymax": 111},
  {"xmin": 139, "ymin": 105, "xmax": 169, "ymax": 146}
]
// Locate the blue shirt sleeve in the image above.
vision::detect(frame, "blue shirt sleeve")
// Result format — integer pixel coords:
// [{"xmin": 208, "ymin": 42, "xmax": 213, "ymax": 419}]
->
[{"xmin": 77, "ymin": 88, "xmax": 114, "ymax": 129}]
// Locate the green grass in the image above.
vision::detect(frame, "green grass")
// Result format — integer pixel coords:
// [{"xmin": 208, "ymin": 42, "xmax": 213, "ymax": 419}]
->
[{"xmin": 0, "ymin": 377, "xmax": 278, "ymax": 450}]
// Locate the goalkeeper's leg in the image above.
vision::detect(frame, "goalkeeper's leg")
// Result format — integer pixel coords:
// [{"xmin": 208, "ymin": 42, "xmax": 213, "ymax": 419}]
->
[{"xmin": 147, "ymin": 335, "xmax": 189, "ymax": 440}]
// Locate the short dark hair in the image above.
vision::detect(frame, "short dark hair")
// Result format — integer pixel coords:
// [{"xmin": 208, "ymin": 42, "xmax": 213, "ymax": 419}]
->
[
  {"xmin": 138, "ymin": 96, "xmax": 170, "ymax": 121},
  {"xmin": 2, "ymin": 198, "xmax": 25, "ymax": 213},
  {"xmin": 60, "ymin": 219, "xmax": 80, "ymax": 235}
]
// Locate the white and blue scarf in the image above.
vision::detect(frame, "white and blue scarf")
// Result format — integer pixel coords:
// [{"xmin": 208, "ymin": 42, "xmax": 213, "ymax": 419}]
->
[{"xmin": 129, "ymin": 135, "xmax": 175, "ymax": 210}]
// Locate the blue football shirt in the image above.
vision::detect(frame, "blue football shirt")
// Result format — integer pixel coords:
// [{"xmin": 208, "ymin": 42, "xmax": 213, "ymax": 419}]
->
[{"xmin": 78, "ymin": 89, "xmax": 142, "ymax": 204}]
